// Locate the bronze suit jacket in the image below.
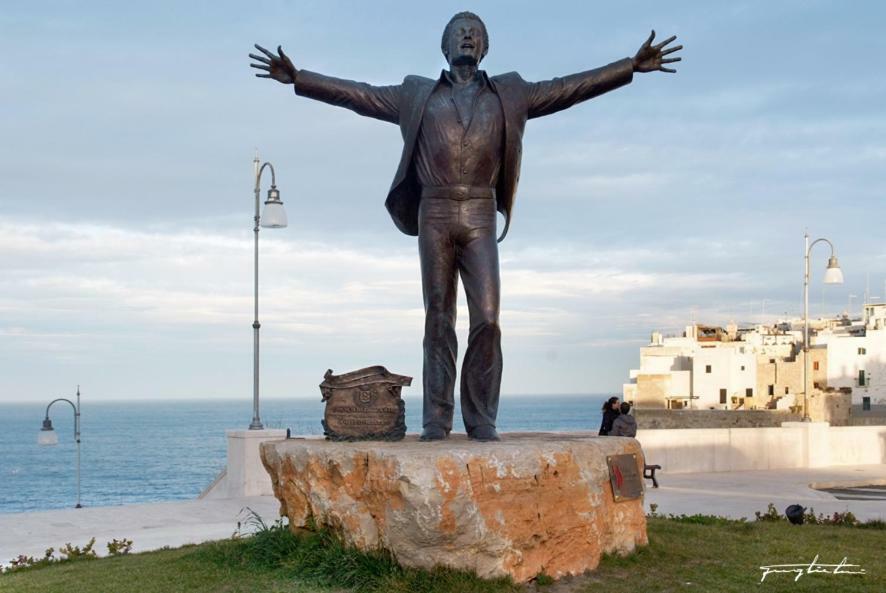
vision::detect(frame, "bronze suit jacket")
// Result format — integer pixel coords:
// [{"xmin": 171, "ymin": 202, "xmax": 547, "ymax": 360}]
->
[{"xmin": 293, "ymin": 58, "xmax": 633, "ymax": 241}]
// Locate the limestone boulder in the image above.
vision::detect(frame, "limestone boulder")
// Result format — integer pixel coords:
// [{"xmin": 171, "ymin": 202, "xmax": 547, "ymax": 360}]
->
[{"xmin": 260, "ymin": 433, "xmax": 647, "ymax": 582}]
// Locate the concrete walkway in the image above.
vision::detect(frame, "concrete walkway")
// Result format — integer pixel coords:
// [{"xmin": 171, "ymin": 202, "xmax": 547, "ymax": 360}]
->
[
  {"xmin": 0, "ymin": 496, "xmax": 281, "ymax": 565},
  {"xmin": 3, "ymin": 465, "xmax": 884, "ymax": 567},
  {"xmin": 645, "ymin": 464, "xmax": 886, "ymax": 521}
]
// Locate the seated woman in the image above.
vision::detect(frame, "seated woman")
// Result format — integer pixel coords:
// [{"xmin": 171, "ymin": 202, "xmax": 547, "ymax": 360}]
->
[{"xmin": 598, "ymin": 397, "xmax": 620, "ymax": 435}]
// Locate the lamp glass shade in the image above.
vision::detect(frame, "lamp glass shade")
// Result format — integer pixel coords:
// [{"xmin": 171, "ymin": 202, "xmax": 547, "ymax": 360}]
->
[
  {"xmin": 261, "ymin": 200, "xmax": 288, "ymax": 229},
  {"xmin": 823, "ymin": 256, "xmax": 844, "ymax": 284},
  {"xmin": 38, "ymin": 429, "xmax": 59, "ymax": 446}
]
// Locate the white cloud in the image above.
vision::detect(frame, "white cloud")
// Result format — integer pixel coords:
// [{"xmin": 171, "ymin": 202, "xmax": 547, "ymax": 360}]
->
[{"xmin": 0, "ymin": 217, "xmax": 759, "ymax": 372}]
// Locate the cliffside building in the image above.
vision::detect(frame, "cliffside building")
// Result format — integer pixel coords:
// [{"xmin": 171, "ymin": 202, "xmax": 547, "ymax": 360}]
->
[{"xmin": 621, "ymin": 305, "xmax": 886, "ymax": 411}]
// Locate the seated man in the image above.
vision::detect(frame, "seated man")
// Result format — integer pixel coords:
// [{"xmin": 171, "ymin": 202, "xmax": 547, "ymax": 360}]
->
[{"xmin": 610, "ymin": 402, "xmax": 637, "ymax": 437}]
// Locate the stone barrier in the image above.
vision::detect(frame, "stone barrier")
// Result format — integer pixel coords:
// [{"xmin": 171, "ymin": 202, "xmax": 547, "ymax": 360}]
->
[{"xmin": 261, "ymin": 433, "xmax": 647, "ymax": 582}]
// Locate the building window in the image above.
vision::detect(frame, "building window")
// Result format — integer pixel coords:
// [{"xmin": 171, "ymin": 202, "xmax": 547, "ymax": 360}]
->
[
  {"xmin": 706, "ymin": 365, "xmax": 712, "ymax": 374},
  {"xmin": 746, "ymin": 388, "xmax": 753, "ymax": 397},
  {"xmin": 741, "ymin": 365, "xmax": 746, "ymax": 371},
  {"xmin": 785, "ymin": 386, "xmax": 790, "ymax": 394},
  {"xmin": 859, "ymin": 370, "xmax": 867, "ymax": 387},
  {"xmin": 769, "ymin": 358, "xmax": 775, "ymax": 364},
  {"xmin": 768, "ymin": 385, "xmax": 775, "ymax": 396},
  {"xmin": 719, "ymin": 389, "xmax": 727, "ymax": 404},
  {"xmin": 858, "ymin": 347, "xmax": 867, "ymax": 355},
  {"xmin": 813, "ymin": 361, "xmax": 820, "ymax": 371}
]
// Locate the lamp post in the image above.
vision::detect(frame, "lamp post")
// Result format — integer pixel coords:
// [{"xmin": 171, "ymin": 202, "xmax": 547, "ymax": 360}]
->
[
  {"xmin": 803, "ymin": 233, "xmax": 843, "ymax": 421},
  {"xmin": 251, "ymin": 154, "xmax": 288, "ymax": 430},
  {"xmin": 37, "ymin": 386, "xmax": 82, "ymax": 508}
]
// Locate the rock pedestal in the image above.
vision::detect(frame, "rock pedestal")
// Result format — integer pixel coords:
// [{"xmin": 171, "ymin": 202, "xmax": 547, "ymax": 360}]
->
[{"xmin": 260, "ymin": 433, "xmax": 647, "ymax": 582}]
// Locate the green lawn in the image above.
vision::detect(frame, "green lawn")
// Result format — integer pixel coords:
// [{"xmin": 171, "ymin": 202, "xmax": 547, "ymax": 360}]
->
[{"xmin": 2, "ymin": 517, "xmax": 883, "ymax": 593}]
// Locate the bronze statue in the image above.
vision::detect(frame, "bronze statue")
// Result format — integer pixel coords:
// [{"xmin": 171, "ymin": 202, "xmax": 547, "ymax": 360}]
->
[{"xmin": 249, "ymin": 12, "xmax": 681, "ymax": 442}]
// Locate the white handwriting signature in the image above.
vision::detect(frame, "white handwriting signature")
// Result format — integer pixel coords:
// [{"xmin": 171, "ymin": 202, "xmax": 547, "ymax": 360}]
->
[{"xmin": 759, "ymin": 555, "xmax": 866, "ymax": 583}]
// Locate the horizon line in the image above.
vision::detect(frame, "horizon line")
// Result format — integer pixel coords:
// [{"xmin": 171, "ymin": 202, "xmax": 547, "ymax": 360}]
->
[{"xmin": 0, "ymin": 392, "xmax": 614, "ymax": 404}]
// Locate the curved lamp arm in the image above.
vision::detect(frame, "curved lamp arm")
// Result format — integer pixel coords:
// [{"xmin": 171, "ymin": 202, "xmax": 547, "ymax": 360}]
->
[
  {"xmin": 807, "ymin": 237, "xmax": 836, "ymax": 258},
  {"xmin": 43, "ymin": 397, "xmax": 80, "ymax": 441},
  {"xmin": 256, "ymin": 161, "xmax": 277, "ymax": 190},
  {"xmin": 44, "ymin": 397, "xmax": 77, "ymax": 419}
]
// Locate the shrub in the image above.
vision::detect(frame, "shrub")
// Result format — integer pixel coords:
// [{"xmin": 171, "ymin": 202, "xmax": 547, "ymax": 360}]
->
[
  {"xmin": 59, "ymin": 538, "xmax": 97, "ymax": 561},
  {"xmin": 754, "ymin": 503, "xmax": 881, "ymax": 528},
  {"xmin": 5, "ymin": 548, "xmax": 55, "ymax": 572},
  {"xmin": 754, "ymin": 503, "xmax": 782, "ymax": 522},
  {"xmin": 107, "ymin": 538, "xmax": 133, "ymax": 556},
  {"xmin": 2, "ymin": 538, "xmax": 102, "ymax": 574}
]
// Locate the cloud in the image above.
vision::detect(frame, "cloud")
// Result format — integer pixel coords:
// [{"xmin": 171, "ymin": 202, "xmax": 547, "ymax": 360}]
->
[{"xmin": 0, "ymin": 217, "xmax": 753, "ymax": 358}]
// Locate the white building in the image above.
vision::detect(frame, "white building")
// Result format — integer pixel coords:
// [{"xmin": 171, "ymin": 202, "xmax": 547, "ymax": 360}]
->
[
  {"xmin": 624, "ymin": 324, "xmax": 763, "ymax": 410},
  {"xmin": 691, "ymin": 345, "xmax": 757, "ymax": 409},
  {"xmin": 625, "ymin": 304, "xmax": 886, "ymax": 410},
  {"xmin": 816, "ymin": 303, "xmax": 886, "ymax": 406}
]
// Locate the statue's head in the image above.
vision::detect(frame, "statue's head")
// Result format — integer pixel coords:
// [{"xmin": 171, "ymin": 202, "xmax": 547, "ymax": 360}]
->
[{"xmin": 441, "ymin": 11, "xmax": 488, "ymax": 66}]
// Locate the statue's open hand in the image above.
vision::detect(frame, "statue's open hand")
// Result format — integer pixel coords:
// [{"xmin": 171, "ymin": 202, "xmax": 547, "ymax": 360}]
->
[
  {"xmin": 249, "ymin": 44, "xmax": 297, "ymax": 84},
  {"xmin": 633, "ymin": 30, "xmax": 682, "ymax": 74}
]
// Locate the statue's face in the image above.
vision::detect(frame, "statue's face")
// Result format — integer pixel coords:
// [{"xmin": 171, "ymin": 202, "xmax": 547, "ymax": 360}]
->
[{"xmin": 444, "ymin": 17, "xmax": 486, "ymax": 66}]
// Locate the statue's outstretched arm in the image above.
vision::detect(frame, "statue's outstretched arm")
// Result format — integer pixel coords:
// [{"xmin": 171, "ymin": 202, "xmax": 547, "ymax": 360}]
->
[
  {"xmin": 527, "ymin": 31, "xmax": 681, "ymax": 120},
  {"xmin": 249, "ymin": 44, "xmax": 401, "ymax": 124}
]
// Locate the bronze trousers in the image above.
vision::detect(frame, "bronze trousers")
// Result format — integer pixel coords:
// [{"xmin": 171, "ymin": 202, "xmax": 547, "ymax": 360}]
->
[{"xmin": 418, "ymin": 195, "xmax": 502, "ymax": 434}]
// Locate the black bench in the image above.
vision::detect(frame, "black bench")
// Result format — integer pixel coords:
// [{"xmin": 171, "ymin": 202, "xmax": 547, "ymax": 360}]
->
[{"xmin": 644, "ymin": 464, "xmax": 661, "ymax": 488}]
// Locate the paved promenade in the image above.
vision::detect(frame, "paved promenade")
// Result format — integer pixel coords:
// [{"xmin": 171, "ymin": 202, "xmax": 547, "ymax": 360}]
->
[
  {"xmin": 2, "ymin": 464, "xmax": 884, "ymax": 566},
  {"xmin": 645, "ymin": 464, "xmax": 886, "ymax": 521},
  {"xmin": 0, "ymin": 496, "xmax": 280, "ymax": 564}
]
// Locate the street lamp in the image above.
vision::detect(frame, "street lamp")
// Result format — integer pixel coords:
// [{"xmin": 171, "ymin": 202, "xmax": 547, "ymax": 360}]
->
[
  {"xmin": 251, "ymin": 154, "xmax": 288, "ymax": 430},
  {"xmin": 803, "ymin": 233, "xmax": 843, "ymax": 421},
  {"xmin": 37, "ymin": 386, "xmax": 82, "ymax": 508}
]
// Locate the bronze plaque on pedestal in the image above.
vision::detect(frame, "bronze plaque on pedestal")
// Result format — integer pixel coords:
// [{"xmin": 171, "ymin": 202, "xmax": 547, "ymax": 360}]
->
[
  {"xmin": 320, "ymin": 366, "xmax": 411, "ymax": 441},
  {"xmin": 606, "ymin": 453, "xmax": 643, "ymax": 502}
]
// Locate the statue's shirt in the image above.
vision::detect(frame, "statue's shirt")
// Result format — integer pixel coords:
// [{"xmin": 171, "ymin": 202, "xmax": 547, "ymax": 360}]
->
[{"xmin": 414, "ymin": 71, "xmax": 504, "ymax": 189}]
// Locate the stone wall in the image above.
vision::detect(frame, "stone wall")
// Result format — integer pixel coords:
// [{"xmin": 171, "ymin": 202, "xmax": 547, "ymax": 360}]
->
[
  {"xmin": 848, "ymin": 415, "xmax": 886, "ymax": 426},
  {"xmin": 638, "ymin": 423, "xmax": 886, "ymax": 473},
  {"xmin": 849, "ymin": 405, "xmax": 886, "ymax": 426},
  {"xmin": 635, "ymin": 408, "xmax": 801, "ymax": 429}
]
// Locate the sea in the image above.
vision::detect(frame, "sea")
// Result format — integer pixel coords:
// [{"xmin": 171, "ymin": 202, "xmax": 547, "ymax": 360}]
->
[{"xmin": 0, "ymin": 395, "xmax": 608, "ymax": 514}]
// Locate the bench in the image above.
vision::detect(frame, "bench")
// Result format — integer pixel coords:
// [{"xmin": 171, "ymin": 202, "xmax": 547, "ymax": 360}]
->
[{"xmin": 644, "ymin": 464, "xmax": 661, "ymax": 488}]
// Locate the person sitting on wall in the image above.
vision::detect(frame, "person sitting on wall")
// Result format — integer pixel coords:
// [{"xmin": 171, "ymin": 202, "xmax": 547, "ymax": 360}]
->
[
  {"xmin": 610, "ymin": 402, "xmax": 637, "ymax": 437},
  {"xmin": 598, "ymin": 397, "xmax": 620, "ymax": 435}
]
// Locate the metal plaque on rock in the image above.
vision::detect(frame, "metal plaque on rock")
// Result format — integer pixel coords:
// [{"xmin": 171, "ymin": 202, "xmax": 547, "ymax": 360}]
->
[
  {"xmin": 320, "ymin": 366, "xmax": 411, "ymax": 441},
  {"xmin": 606, "ymin": 453, "xmax": 643, "ymax": 502}
]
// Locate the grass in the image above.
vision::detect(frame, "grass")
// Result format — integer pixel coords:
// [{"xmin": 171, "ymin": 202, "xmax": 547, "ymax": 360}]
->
[{"xmin": 2, "ymin": 516, "xmax": 884, "ymax": 593}]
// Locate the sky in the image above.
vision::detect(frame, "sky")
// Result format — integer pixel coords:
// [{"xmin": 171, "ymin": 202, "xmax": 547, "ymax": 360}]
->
[{"xmin": 1, "ymin": 0, "xmax": 884, "ymax": 402}]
